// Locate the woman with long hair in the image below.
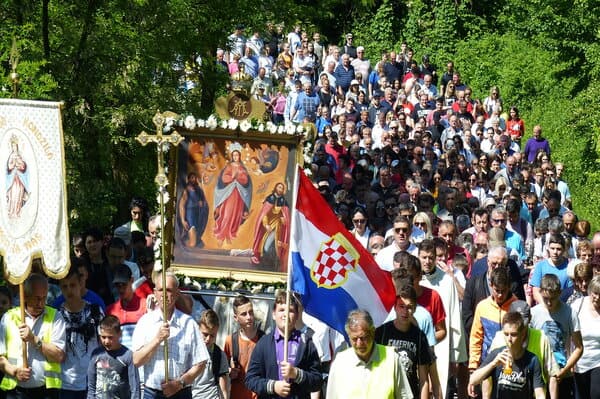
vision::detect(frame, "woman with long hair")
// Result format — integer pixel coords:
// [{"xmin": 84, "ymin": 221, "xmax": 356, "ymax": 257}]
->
[
  {"xmin": 483, "ymin": 86, "xmax": 502, "ymax": 115},
  {"xmin": 412, "ymin": 212, "xmax": 433, "ymax": 240},
  {"xmin": 506, "ymin": 106, "xmax": 525, "ymax": 144}
]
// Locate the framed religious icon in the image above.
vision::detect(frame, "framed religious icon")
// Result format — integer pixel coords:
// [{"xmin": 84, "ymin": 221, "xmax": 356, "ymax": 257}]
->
[{"xmin": 171, "ymin": 126, "xmax": 303, "ymax": 283}]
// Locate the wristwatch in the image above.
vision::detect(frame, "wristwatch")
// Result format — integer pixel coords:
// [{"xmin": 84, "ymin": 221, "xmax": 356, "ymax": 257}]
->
[
  {"xmin": 178, "ymin": 377, "xmax": 186, "ymax": 388},
  {"xmin": 35, "ymin": 336, "xmax": 42, "ymax": 349}
]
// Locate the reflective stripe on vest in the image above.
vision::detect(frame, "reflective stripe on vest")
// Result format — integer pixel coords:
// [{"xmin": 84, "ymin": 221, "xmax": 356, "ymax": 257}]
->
[{"xmin": 0, "ymin": 307, "xmax": 62, "ymax": 390}]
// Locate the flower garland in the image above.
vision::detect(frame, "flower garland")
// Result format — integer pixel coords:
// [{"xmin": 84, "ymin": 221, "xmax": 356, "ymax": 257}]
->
[{"xmin": 164, "ymin": 114, "xmax": 306, "ymax": 136}]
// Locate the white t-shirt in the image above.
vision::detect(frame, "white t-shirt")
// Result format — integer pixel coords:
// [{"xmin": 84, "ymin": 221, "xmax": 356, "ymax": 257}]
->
[{"xmin": 570, "ymin": 296, "xmax": 600, "ymax": 373}]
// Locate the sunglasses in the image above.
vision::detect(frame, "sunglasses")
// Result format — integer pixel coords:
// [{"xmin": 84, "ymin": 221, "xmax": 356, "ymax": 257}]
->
[
  {"xmin": 353, "ymin": 219, "xmax": 366, "ymax": 224},
  {"xmin": 491, "ymin": 218, "xmax": 506, "ymax": 224},
  {"xmin": 394, "ymin": 227, "xmax": 409, "ymax": 233}
]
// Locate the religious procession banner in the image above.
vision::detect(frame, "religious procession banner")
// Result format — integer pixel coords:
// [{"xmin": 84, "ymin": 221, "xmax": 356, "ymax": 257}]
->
[{"xmin": 0, "ymin": 99, "xmax": 69, "ymax": 284}]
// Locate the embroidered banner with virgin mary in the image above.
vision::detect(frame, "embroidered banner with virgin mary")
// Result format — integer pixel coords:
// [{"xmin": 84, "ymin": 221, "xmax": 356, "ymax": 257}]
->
[{"xmin": 0, "ymin": 99, "xmax": 70, "ymax": 283}]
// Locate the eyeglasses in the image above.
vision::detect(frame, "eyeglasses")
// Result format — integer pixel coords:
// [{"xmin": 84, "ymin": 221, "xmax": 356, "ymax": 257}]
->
[
  {"xmin": 394, "ymin": 227, "xmax": 409, "ymax": 233},
  {"xmin": 353, "ymin": 219, "xmax": 366, "ymax": 224}
]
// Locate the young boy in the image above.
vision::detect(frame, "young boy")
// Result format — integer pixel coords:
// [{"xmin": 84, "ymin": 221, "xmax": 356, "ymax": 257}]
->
[
  {"xmin": 52, "ymin": 256, "xmax": 106, "ymax": 311},
  {"xmin": 245, "ymin": 291, "xmax": 322, "ymax": 398},
  {"xmin": 530, "ymin": 274, "xmax": 582, "ymax": 399},
  {"xmin": 530, "ymin": 233, "xmax": 572, "ymax": 304},
  {"xmin": 58, "ymin": 266, "xmax": 105, "ymax": 398},
  {"xmin": 223, "ymin": 295, "xmax": 264, "ymax": 399},
  {"xmin": 375, "ymin": 282, "xmax": 435, "ymax": 399},
  {"xmin": 469, "ymin": 311, "xmax": 546, "ymax": 399},
  {"xmin": 193, "ymin": 309, "xmax": 230, "ymax": 399},
  {"xmin": 87, "ymin": 315, "xmax": 140, "ymax": 399}
]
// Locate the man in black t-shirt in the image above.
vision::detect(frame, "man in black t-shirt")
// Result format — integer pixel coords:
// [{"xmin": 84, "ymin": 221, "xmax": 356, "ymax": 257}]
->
[{"xmin": 375, "ymin": 283, "xmax": 435, "ymax": 399}]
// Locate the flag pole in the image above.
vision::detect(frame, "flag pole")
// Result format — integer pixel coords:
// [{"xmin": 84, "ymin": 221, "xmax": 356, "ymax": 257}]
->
[{"xmin": 283, "ymin": 165, "xmax": 301, "ymax": 363}]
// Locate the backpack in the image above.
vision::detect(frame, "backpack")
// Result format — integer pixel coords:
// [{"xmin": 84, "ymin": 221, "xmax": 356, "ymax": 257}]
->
[
  {"xmin": 210, "ymin": 344, "xmax": 225, "ymax": 385},
  {"xmin": 231, "ymin": 329, "xmax": 264, "ymax": 368}
]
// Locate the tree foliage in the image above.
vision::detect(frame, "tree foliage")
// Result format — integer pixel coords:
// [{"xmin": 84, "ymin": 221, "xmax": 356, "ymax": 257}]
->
[{"xmin": 1, "ymin": 0, "xmax": 600, "ymax": 233}]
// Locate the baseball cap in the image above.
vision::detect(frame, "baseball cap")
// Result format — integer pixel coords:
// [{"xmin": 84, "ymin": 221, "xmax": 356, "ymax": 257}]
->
[
  {"xmin": 113, "ymin": 225, "xmax": 131, "ymax": 246},
  {"xmin": 350, "ymin": 79, "xmax": 360, "ymax": 86},
  {"xmin": 113, "ymin": 264, "xmax": 133, "ymax": 284},
  {"xmin": 483, "ymin": 197, "xmax": 497, "ymax": 208},
  {"xmin": 509, "ymin": 300, "xmax": 531, "ymax": 325},
  {"xmin": 372, "ymin": 90, "xmax": 383, "ymax": 98}
]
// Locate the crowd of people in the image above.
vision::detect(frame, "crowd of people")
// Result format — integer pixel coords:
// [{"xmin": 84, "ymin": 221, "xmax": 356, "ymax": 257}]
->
[
  {"xmin": 0, "ymin": 23, "xmax": 598, "ymax": 399},
  {"xmin": 221, "ymin": 22, "xmax": 600, "ymax": 399}
]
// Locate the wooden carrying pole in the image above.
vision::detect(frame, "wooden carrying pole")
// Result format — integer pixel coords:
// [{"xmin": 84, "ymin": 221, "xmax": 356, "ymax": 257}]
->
[
  {"xmin": 283, "ymin": 165, "xmax": 300, "ymax": 363},
  {"xmin": 19, "ymin": 284, "xmax": 28, "ymax": 368},
  {"xmin": 11, "ymin": 39, "xmax": 28, "ymax": 369}
]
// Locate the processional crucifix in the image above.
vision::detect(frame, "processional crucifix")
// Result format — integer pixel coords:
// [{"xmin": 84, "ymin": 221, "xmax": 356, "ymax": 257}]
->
[{"xmin": 136, "ymin": 111, "xmax": 184, "ymax": 381}]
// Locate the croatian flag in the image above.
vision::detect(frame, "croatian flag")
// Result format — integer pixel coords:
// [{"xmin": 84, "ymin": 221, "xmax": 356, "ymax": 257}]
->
[{"xmin": 290, "ymin": 167, "xmax": 396, "ymax": 338}]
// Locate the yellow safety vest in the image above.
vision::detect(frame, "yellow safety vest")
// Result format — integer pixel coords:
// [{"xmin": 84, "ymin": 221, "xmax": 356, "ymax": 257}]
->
[
  {"xmin": 0, "ymin": 307, "xmax": 62, "ymax": 390},
  {"xmin": 346, "ymin": 344, "xmax": 397, "ymax": 398}
]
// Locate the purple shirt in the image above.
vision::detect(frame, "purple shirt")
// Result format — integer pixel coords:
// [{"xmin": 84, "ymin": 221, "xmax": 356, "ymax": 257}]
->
[
  {"xmin": 524, "ymin": 137, "xmax": 551, "ymax": 163},
  {"xmin": 274, "ymin": 328, "xmax": 301, "ymax": 380}
]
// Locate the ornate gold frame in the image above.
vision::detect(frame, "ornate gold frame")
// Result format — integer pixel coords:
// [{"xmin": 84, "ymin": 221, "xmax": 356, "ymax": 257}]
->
[{"xmin": 170, "ymin": 126, "xmax": 302, "ymax": 283}]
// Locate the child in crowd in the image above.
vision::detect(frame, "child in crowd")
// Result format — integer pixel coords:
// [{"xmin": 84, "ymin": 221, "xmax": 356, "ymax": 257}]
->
[
  {"xmin": 87, "ymin": 315, "xmax": 140, "ymax": 399},
  {"xmin": 58, "ymin": 266, "xmax": 105, "ymax": 398},
  {"xmin": 469, "ymin": 311, "xmax": 546, "ymax": 399},
  {"xmin": 223, "ymin": 295, "xmax": 264, "ymax": 399},
  {"xmin": 193, "ymin": 309, "xmax": 230, "ymax": 399},
  {"xmin": 530, "ymin": 274, "xmax": 582, "ymax": 399}
]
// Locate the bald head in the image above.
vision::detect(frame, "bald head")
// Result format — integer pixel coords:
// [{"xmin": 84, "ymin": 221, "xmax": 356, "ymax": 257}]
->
[{"xmin": 593, "ymin": 231, "xmax": 600, "ymax": 255}]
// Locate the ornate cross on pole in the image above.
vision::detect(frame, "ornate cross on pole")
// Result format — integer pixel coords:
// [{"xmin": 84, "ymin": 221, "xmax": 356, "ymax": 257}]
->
[{"xmin": 136, "ymin": 110, "xmax": 184, "ymax": 381}]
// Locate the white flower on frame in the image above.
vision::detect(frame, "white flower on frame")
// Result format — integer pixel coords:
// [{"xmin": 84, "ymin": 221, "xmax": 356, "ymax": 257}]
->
[
  {"xmin": 207, "ymin": 115, "xmax": 218, "ymax": 130},
  {"xmin": 228, "ymin": 119, "xmax": 239, "ymax": 130},
  {"xmin": 239, "ymin": 119, "xmax": 251, "ymax": 132},
  {"xmin": 184, "ymin": 115, "xmax": 196, "ymax": 130}
]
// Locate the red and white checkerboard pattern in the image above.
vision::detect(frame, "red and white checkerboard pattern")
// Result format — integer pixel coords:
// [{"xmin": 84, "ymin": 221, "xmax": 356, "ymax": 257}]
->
[{"xmin": 312, "ymin": 238, "xmax": 356, "ymax": 288}]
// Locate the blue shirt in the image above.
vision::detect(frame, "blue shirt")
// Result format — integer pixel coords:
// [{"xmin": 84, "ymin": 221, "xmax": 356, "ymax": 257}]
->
[
  {"xmin": 334, "ymin": 64, "xmax": 355, "ymax": 92},
  {"xmin": 530, "ymin": 258, "xmax": 573, "ymax": 302},
  {"xmin": 293, "ymin": 92, "xmax": 320, "ymax": 123},
  {"xmin": 52, "ymin": 289, "xmax": 106, "ymax": 312},
  {"xmin": 505, "ymin": 229, "xmax": 526, "ymax": 260}
]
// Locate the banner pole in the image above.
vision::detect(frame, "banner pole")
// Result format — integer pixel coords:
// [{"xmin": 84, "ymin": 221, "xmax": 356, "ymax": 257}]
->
[
  {"xmin": 283, "ymin": 165, "xmax": 301, "ymax": 363},
  {"xmin": 19, "ymin": 284, "xmax": 28, "ymax": 368}
]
